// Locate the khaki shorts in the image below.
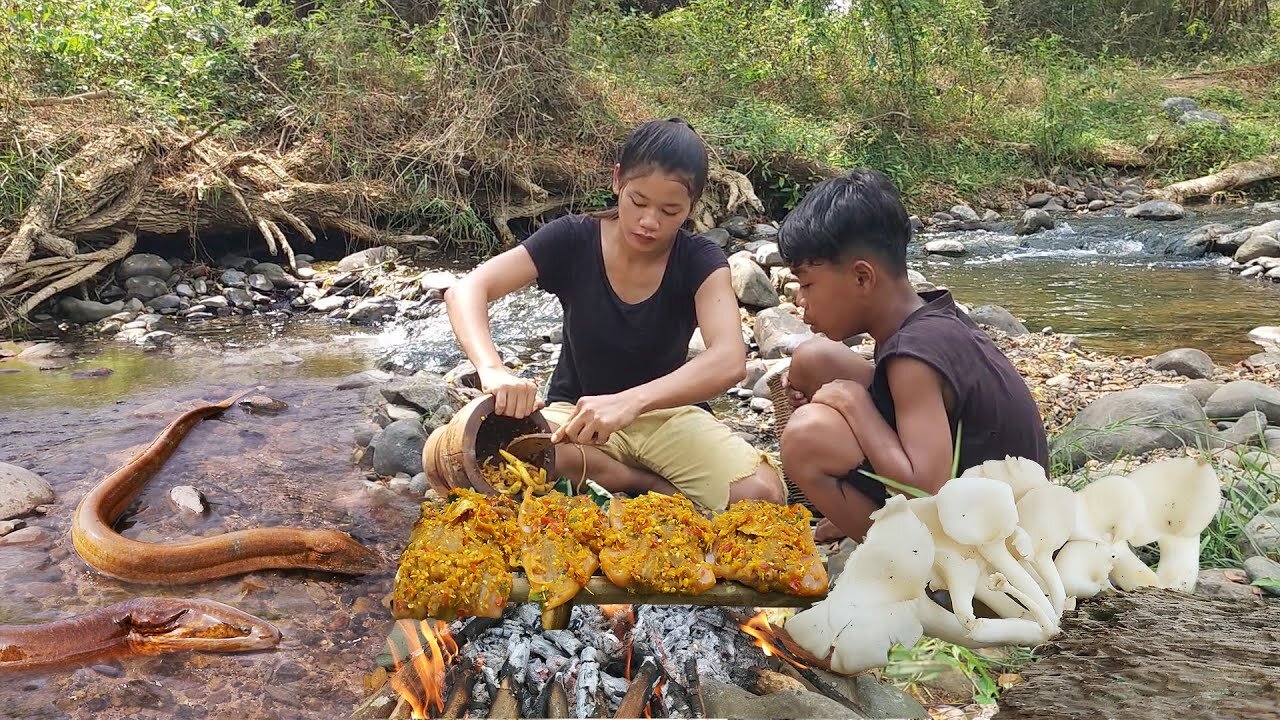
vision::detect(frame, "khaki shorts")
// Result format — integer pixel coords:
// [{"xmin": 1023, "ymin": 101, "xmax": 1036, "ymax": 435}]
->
[{"xmin": 539, "ymin": 402, "xmax": 783, "ymax": 513}]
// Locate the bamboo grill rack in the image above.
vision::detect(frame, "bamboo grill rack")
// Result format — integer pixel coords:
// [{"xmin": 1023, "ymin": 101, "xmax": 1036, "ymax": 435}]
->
[{"xmin": 392, "ymin": 570, "xmax": 829, "ymax": 630}]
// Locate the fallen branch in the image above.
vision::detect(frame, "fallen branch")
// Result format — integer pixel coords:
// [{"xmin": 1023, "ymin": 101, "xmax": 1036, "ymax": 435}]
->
[{"xmin": 1154, "ymin": 154, "xmax": 1280, "ymax": 202}]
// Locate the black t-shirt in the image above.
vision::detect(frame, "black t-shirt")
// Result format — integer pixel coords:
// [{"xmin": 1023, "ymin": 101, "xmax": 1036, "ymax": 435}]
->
[
  {"xmin": 870, "ymin": 289, "xmax": 1050, "ymax": 472},
  {"xmin": 521, "ymin": 214, "xmax": 729, "ymax": 405}
]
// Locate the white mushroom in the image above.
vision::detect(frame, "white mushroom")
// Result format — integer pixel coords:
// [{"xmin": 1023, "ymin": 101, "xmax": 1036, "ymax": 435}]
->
[
  {"xmin": 783, "ymin": 495, "xmax": 935, "ymax": 666},
  {"xmin": 961, "ymin": 456, "xmax": 1051, "ymax": 500},
  {"xmin": 1013, "ymin": 484, "xmax": 1077, "ymax": 615},
  {"xmin": 1072, "ymin": 474, "xmax": 1146, "ymax": 544},
  {"xmin": 915, "ymin": 594, "xmax": 1052, "ymax": 647},
  {"xmin": 828, "ymin": 600, "xmax": 923, "ymax": 675},
  {"xmin": 1054, "ymin": 539, "xmax": 1117, "ymax": 600},
  {"xmin": 908, "ymin": 497, "xmax": 1032, "ymax": 627},
  {"xmin": 1122, "ymin": 456, "xmax": 1222, "ymax": 592},
  {"xmin": 934, "ymin": 476, "xmax": 1059, "ymax": 634}
]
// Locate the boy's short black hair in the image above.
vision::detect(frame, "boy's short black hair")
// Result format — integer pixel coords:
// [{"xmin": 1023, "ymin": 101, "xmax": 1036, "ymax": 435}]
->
[{"xmin": 777, "ymin": 168, "xmax": 912, "ymax": 273}]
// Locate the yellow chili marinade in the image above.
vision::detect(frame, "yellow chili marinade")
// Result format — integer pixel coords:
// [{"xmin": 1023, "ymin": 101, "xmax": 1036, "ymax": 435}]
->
[
  {"xmin": 710, "ymin": 500, "xmax": 829, "ymax": 596},
  {"xmin": 518, "ymin": 491, "xmax": 606, "ymax": 609},
  {"xmin": 393, "ymin": 489, "xmax": 519, "ymax": 620},
  {"xmin": 598, "ymin": 492, "xmax": 717, "ymax": 595}
]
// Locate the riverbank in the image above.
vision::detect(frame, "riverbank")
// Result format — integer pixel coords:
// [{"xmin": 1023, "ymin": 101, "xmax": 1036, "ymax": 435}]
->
[{"xmin": 4, "ymin": 244, "xmax": 1279, "ymax": 716}]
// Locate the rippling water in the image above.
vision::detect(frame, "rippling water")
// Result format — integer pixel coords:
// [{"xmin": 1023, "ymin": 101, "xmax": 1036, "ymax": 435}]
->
[{"xmin": 914, "ymin": 206, "xmax": 1280, "ymax": 362}]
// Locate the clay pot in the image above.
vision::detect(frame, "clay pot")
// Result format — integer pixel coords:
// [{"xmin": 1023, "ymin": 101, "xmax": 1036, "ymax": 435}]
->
[{"xmin": 422, "ymin": 394, "xmax": 555, "ymax": 497}]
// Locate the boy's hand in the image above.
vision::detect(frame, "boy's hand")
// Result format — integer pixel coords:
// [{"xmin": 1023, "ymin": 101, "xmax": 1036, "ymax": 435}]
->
[
  {"xmin": 550, "ymin": 392, "xmax": 643, "ymax": 446},
  {"xmin": 810, "ymin": 379, "xmax": 865, "ymax": 414},
  {"xmin": 781, "ymin": 370, "xmax": 809, "ymax": 408},
  {"xmin": 477, "ymin": 365, "xmax": 543, "ymax": 418}
]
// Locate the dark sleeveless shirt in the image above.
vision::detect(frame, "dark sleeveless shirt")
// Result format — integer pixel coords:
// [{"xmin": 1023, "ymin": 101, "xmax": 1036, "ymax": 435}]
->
[
  {"xmin": 521, "ymin": 214, "xmax": 729, "ymax": 406},
  {"xmin": 868, "ymin": 289, "xmax": 1050, "ymax": 473}
]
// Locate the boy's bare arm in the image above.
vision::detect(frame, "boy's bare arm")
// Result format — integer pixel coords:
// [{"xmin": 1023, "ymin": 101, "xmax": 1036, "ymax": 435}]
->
[{"xmin": 810, "ymin": 356, "xmax": 954, "ymax": 495}]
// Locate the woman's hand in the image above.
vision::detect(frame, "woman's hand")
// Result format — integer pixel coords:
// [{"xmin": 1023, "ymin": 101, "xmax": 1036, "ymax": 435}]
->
[
  {"xmin": 477, "ymin": 365, "xmax": 543, "ymax": 418},
  {"xmin": 550, "ymin": 392, "xmax": 644, "ymax": 446}
]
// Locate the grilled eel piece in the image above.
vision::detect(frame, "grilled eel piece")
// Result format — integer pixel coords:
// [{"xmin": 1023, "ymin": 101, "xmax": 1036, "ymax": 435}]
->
[
  {"xmin": 394, "ymin": 489, "xmax": 519, "ymax": 620},
  {"xmin": 518, "ymin": 491, "xmax": 606, "ymax": 610},
  {"xmin": 598, "ymin": 492, "xmax": 716, "ymax": 595},
  {"xmin": 710, "ymin": 500, "xmax": 829, "ymax": 596}
]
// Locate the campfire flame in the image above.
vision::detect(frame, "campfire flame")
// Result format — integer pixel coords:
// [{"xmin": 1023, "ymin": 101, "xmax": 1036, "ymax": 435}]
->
[
  {"xmin": 739, "ymin": 611, "xmax": 808, "ymax": 670},
  {"xmin": 387, "ymin": 618, "xmax": 458, "ymax": 718}
]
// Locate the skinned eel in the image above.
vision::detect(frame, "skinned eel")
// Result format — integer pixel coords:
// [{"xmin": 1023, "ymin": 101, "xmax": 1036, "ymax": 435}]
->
[
  {"xmin": 0, "ymin": 597, "xmax": 281, "ymax": 676},
  {"xmin": 71, "ymin": 389, "xmax": 384, "ymax": 584}
]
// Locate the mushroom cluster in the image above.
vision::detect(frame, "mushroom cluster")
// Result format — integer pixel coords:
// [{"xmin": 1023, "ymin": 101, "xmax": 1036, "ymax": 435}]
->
[{"xmin": 781, "ymin": 455, "xmax": 1222, "ymax": 675}]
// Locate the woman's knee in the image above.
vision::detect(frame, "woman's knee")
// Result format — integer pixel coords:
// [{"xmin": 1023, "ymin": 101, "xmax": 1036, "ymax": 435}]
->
[{"xmin": 729, "ymin": 463, "xmax": 786, "ymax": 505}]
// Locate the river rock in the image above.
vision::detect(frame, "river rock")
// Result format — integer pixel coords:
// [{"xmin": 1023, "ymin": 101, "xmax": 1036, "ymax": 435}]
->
[
  {"xmin": 117, "ymin": 254, "xmax": 173, "ymax": 282},
  {"xmin": 949, "ymin": 204, "xmax": 979, "ymax": 223},
  {"xmin": 252, "ymin": 262, "xmax": 297, "ymax": 288},
  {"xmin": 1244, "ymin": 556, "xmax": 1280, "ymax": 594},
  {"xmin": 169, "ymin": 486, "xmax": 206, "ymax": 514},
  {"xmin": 728, "ymin": 252, "xmax": 779, "ymax": 309},
  {"xmin": 382, "ymin": 377, "xmax": 453, "ymax": 415},
  {"xmin": 239, "ymin": 395, "xmax": 289, "ymax": 414},
  {"xmin": 1051, "ymin": 385, "xmax": 1214, "ymax": 469},
  {"xmin": 1026, "ymin": 192, "xmax": 1053, "ymax": 208},
  {"xmin": 1087, "ymin": 199, "xmax": 1107, "ymax": 211},
  {"xmin": 1240, "ymin": 265, "xmax": 1264, "ymax": 278},
  {"xmin": 702, "ymin": 680, "xmax": 857, "ymax": 720},
  {"xmin": 223, "ymin": 288, "xmax": 255, "ymax": 310},
  {"xmin": 1148, "ymin": 347, "xmax": 1215, "ymax": 379},
  {"xmin": 924, "ymin": 239, "xmax": 966, "ymax": 256},
  {"xmin": 371, "ymin": 418, "xmax": 428, "ymax": 477},
  {"xmin": 348, "ymin": 296, "xmax": 398, "ymax": 324},
  {"xmin": 1242, "ymin": 502, "xmax": 1280, "ymax": 560},
  {"xmin": 220, "ymin": 269, "xmax": 248, "ymax": 288},
  {"xmin": 719, "ymin": 216, "xmax": 751, "ymax": 239},
  {"xmin": 1125, "ymin": 200, "xmax": 1185, "ymax": 221},
  {"xmin": 700, "ymin": 228, "xmax": 731, "ymax": 249},
  {"xmin": 57, "ymin": 297, "xmax": 123, "ymax": 324},
  {"xmin": 146, "ymin": 294, "xmax": 183, "ymax": 312},
  {"xmin": 1204, "ymin": 380, "xmax": 1280, "ymax": 424},
  {"xmin": 754, "ymin": 306, "xmax": 813, "ymax": 359},
  {"xmin": 338, "ymin": 246, "xmax": 399, "ymax": 272},
  {"xmin": 0, "ymin": 463, "xmax": 55, "ymax": 520},
  {"xmin": 247, "ymin": 273, "xmax": 275, "ymax": 293},
  {"xmin": 1213, "ymin": 410, "xmax": 1268, "ymax": 449},
  {"xmin": 754, "ymin": 242, "xmax": 782, "ymax": 267},
  {"xmin": 968, "ymin": 304, "xmax": 1028, "ymax": 336},
  {"xmin": 124, "ymin": 275, "xmax": 168, "ymax": 301},
  {"xmin": 198, "ymin": 295, "xmax": 229, "ymax": 309},
  {"xmin": 1179, "ymin": 110, "xmax": 1229, "ymax": 129},
  {"xmin": 750, "ymin": 223, "xmax": 779, "ymax": 241},
  {"xmin": 1247, "ymin": 326, "xmax": 1280, "ymax": 353},
  {"xmin": 310, "ymin": 296, "xmax": 347, "ymax": 312},
  {"xmin": 1182, "ymin": 378, "xmax": 1222, "ymax": 405},
  {"xmin": 1162, "ymin": 96, "xmax": 1198, "ymax": 120},
  {"xmin": 1234, "ymin": 235, "xmax": 1280, "ymax": 264}
]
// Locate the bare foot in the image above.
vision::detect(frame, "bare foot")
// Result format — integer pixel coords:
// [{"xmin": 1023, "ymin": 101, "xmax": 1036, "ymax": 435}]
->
[{"xmin": 813, "ymin": 517, "xmax": 848, "ymax": 543}]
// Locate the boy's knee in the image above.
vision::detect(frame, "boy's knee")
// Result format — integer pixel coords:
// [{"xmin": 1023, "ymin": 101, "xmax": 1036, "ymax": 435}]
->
[
  {"xmin": 779, "ymin": 404, "xmax": 825, "ymax": 462},
  {"xmin": 787, "ymin": 336, "xmax": 850, "ymax": 396}
]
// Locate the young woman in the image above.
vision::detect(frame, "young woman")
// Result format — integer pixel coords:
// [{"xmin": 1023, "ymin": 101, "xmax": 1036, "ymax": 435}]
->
[{"xmin": 444, "ymin": 118, "xmax": 784, "ymax": 513}]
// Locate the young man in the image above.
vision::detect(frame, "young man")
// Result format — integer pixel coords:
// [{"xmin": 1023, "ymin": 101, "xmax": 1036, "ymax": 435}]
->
[{"xmin": 776, "ymin": 168, "xmax": 1049, "ymax": 541}]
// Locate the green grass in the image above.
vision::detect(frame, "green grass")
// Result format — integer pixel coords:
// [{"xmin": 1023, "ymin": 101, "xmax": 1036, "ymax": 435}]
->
[{"xmin": 886, "ymin": 639, "xmax": 1034, "ymax": 705}]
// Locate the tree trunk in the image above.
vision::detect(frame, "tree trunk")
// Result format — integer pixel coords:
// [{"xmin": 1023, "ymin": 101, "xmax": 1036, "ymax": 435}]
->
[{"xmin": 1155, "ymin": 154, "xmax": 1280, "ymax": 202}]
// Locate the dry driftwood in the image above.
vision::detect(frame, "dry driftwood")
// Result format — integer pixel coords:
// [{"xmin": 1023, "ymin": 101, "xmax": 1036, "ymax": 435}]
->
[
  {"xmin": 1155, "ymin": 154, "xmax": 1280, "ymax": 202},
  {"xmin": 998, "ymin": 587, "xmax": 1280, "ymax": 720}
]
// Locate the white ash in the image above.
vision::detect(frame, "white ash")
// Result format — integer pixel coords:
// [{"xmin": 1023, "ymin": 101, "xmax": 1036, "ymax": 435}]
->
[
  {"xmin": 631, "ymin": 605, "xmax": 771, "ymax": 689},
  {"xmin": 571, "ymin": 646, "xmax": 600, "ymax": 719}
]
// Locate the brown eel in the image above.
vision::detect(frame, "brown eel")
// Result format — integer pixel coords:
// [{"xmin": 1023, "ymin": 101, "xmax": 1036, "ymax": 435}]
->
[
  {"xmin": 71, "ymin": 389, "xmax": 384, "ymax": 584},
  {"xmin": 0, "ymin": 597, "xmax": 281, "ymax": 676}
]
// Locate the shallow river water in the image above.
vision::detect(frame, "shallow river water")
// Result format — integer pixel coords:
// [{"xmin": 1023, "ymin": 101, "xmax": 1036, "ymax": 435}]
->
[{"xmin": 1, "ymin": 204, "xmax": 1278, "ymax": 717}]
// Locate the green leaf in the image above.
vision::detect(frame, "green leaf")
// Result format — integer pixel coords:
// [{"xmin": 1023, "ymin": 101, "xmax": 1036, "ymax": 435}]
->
[
  {"xmin": 1251, "ymin": 577, "xmax": 1280, "ymax": 594},
  {"xmin": 857, "ymin": 468, "xmax": 933, "ymax": 499}
]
